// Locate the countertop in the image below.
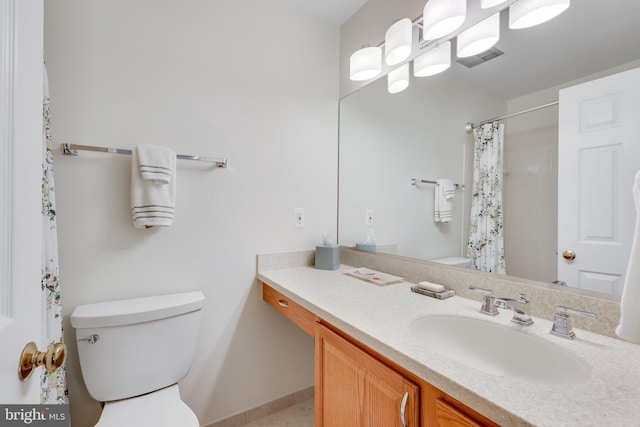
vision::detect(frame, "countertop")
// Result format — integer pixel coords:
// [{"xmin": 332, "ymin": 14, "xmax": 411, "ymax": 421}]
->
[{"xmin": 257, "ymin": 264, "xmax": 640, "ymax": 427}]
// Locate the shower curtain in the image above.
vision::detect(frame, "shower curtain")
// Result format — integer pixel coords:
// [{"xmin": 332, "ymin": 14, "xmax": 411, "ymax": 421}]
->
[
  {"xmin": 41, "ymin": 66, "xmax": 68, "ymax": 404},
  {"xmin": 467, "ymin": 122, "xmax": 506, "ymax": 274}
]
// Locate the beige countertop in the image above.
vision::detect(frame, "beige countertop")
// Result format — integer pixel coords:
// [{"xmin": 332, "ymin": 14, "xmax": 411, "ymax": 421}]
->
[{"xmin": 257, "ymin": 262, "xmax": 640, "ymax": 427}]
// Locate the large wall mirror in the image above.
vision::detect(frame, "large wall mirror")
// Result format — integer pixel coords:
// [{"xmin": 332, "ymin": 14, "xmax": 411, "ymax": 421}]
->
[{"xmin": 338, "ymin": 0, "xmax": 640, "ymax": 299}]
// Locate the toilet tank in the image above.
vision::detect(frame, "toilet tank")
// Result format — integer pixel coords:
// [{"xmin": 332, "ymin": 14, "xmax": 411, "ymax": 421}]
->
[{"xmin": 71, "ymin": 292, "xmax": 205, "ymax": 402}]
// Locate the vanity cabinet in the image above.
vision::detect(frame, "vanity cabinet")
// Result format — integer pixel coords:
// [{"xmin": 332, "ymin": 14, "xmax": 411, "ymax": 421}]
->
[
  {"xmin": 262, "ymin": 282, "xmax": 498, "ymax": 427},
  {"xmin": 315, "ymin": 322, "xmax": 419, "ymax": 427}
]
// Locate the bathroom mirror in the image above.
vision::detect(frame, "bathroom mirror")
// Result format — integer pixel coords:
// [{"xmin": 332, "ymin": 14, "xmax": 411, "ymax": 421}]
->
[{"xmin": 338, "ymin": 0, "xmax": 640, "ymax": 299}]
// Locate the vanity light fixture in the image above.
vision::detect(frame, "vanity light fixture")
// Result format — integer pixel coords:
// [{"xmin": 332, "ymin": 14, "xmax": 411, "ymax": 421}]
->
[
  {"xmin": 348, "ymin": 0, "xmax": 571, "ymax": 84},
  {"xmin": 457, "ymin": 13, "xmax": 500, "ymax": 58},
  {"xmin": 388, "ymin": 63, "xmax": 410, "ymax": 94},
  {"xmin": 350, "ymin": 46, "xmax": 382, "ymax": 81},
  {"xmin": 481, "ymin": 0, "xmax": 509, "ymax": 8},
  {"xmin": 422, "ymin": 0, "xmax": 467, "ymax": 41},
  {"xmin": 385, "ymin": 18, "xmax": 413, "ymax": 66},
  {"xmin": 509, "ymin": 0, "xmax": 570, "ymax": 29},
  {"xmin": 413, "ymin": 40, "xmax": 451, "ymax": 77}
]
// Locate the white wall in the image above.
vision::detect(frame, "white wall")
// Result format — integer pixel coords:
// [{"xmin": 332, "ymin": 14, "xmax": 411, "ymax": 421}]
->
[{"xmin": 44, "ymin": 1, "xmax": 339, "ymax": 425}]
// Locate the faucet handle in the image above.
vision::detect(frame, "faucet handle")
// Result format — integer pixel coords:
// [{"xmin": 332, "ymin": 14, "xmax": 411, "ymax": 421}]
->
[
  {"xmin": 550, "ymin": 306, "xmax": 597, "ymax": 339},
  {"xmin": 469, "ymin": 286, "xmax": 499, "ymax": 316}
]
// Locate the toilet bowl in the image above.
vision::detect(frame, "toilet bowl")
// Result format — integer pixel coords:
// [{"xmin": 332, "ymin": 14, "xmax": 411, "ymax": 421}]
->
[
  {"xmin": 71, "ymin": 291, "xmax": 205, "ymax": 427},
  {"xmin": 96, "ymin": 384, "xmax": 198, "ymax": 427},
  {"xmin": 430, "ymin": 256, "xmax": 472, "ymax": 268}
]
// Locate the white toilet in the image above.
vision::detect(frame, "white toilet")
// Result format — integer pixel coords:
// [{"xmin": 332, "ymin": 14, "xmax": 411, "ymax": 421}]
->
[
  {"xmin": 430, "ymin": 256, "xmax": 472, "ymax": 268},
  {"xmin": 70, "ymin": 291, "xmax": 205, "ymax": 427}
]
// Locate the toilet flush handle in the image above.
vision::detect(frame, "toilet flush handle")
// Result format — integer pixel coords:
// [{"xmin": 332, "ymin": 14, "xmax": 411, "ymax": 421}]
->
[{"xmin": 77, "ymin": 334, "xmax": 100, "ymax": 344}]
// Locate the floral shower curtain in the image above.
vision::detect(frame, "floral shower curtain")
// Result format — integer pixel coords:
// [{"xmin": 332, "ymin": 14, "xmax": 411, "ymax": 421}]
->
[
  {"xmin": 41, "ymin": 66, "xmax": 68, "ymax": 404},
  {"xmin": 467, "ymin": 122, "xmax": 506, "ymax": 274}
]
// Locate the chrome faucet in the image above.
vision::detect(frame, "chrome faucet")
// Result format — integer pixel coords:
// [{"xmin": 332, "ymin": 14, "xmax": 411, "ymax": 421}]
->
[
  {"xmin": 469, "ymin": 286, "xmax": 499, "ymax": 316},
  {"xmin": 494, "ymin": 294, "xmax": 533, "ymax": 325},
  {"xmin": 550, "ymin": 306, "xmax": 597, "ymax": 339}
]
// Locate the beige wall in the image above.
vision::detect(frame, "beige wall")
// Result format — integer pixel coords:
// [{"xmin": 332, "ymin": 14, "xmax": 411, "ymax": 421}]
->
[{"xmin": 45, "ymin": 0, "xmax": 338, "ymax": 425}]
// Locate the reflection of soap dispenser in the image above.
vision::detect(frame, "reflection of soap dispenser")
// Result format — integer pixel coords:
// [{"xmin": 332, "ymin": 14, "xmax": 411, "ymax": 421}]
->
[
  {"xmin": 356, "ymin": 226, "xmax": 377, "ymax": 252},
  {"xmin": 315, "ymin": 232, "xmax": 340, "ymax": 270}
]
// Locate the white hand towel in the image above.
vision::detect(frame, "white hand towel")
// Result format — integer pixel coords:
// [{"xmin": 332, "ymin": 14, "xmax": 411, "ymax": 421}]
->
[
  {"xmin": 131, "ymin": 145, "xmax": 176, "ymax": 228},
  {"xmin": 136, "ymin": 144, "xmax": 175, "ymax": 183},
  {"xmin": 616, "ymin": 170, "xmax": 640, "ymax": 343},
  {"xmin": 434, "ymin": 179, "xmax": 455, "ymax": 223}
]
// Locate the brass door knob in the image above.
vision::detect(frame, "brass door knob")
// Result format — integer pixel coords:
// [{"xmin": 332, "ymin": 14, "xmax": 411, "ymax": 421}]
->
[
  {"xmin": 562, "ymin": 250, "xmax": 576, "ymax": 261},
  {"xmin": 18, "ymin": 341, "xmax": 67, "ymax": 381}
]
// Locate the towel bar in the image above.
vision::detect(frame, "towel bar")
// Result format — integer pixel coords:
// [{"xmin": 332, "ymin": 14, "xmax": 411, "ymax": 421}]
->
[
  {"xmin": 61, "ymin": 143, "xmax": 227, "ymax": 168},
  {"xmin": 411, "ymin": 179, "xmax": 464, "ymax": 189}
]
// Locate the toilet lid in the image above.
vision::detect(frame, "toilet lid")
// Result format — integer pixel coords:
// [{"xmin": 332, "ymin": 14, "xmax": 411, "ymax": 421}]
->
[{"xmin": 96, "ymin": 386, "xmax": 199, "ymax": 427}]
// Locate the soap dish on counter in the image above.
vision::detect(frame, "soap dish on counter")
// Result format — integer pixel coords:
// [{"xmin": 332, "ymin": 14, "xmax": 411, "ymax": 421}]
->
[
  {"xmin": 344, "ymin": 267, "xmax": 404, "ymax": 286},
  {"xmin": 410, "ymin": 286, "xmax": 455, "ymax": 299}
]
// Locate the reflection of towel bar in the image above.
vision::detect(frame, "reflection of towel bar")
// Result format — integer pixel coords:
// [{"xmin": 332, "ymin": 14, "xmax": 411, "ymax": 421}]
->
[
  {"xmin": 61, "ymin": 143, "xmax": 227, "ymax": 168},
  {"xmin": 411, "ymin": 178, "xmax": 464, "ymax": 189}
]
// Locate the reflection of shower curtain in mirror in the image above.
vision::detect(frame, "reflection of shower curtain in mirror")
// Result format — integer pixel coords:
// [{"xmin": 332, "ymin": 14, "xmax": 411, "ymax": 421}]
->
[{"xmin": 467, "ymin": 122, "xmax": 505, "ymax": 274}]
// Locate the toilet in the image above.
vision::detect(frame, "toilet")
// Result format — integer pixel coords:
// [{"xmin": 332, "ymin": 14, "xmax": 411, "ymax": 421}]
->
[
  {"xmin": 70, "ymin": 291, "xmax": 205, "ymax": 427},
  {"xmin": 430, "ymin": 256, "xmax": 472, "ymax": 268}
]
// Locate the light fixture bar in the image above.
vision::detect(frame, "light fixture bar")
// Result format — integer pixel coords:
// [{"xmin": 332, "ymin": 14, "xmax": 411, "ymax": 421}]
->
[
  {"xmin": 360, "ymin": 0, "xmax": 521, "ymax": 53},
  {"xmin": 349, "ymin": 0, "xmax": 550, "ymax": 87}
]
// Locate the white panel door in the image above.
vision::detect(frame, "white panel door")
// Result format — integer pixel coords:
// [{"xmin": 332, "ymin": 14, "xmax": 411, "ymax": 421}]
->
[
  {"xmin": 0, "ymin": 0, "xmax": 44, "ymax": 402},
  {"xmin": 558, "ymin": 67, "xmax": 640, "ymax": 295}
]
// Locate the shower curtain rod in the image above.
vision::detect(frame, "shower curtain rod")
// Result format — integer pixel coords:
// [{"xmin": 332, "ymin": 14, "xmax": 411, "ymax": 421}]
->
[{"xmin": 465, "ymin": 100, "xmax": 559, "ymax": 133}]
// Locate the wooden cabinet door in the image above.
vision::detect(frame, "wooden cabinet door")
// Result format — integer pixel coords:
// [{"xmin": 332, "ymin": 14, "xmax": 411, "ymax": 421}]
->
[{"xmin": 315, "ymin": 323, "xmax": 419, "ymax": 427}]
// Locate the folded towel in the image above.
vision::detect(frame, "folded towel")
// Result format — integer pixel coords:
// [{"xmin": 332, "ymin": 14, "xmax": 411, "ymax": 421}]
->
[
  {"xmin": 616, "ymin": 170, "xmax": 640, "ymax": 343},
  {"xmin": 131, "ymin": 145, "xmax": 176, "ymax": 228},
  {"xmin": 434, "ymin": 178, "xmax": 455, "ymax": 223},
  {"xmin": 136, "ymin": 144, "xmax": 175, "ymax": 183}
]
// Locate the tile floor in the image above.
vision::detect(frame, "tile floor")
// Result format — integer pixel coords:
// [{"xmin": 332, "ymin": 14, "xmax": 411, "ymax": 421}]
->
[{"xmin": 244, "ymin": 398, "xmax": 314, "ymax": 427}]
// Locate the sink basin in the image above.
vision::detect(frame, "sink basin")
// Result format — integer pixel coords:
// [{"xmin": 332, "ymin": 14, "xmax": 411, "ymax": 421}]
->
[{"xmin": 409, "ymin": 315, "xmax": 590, "ymax": 384}]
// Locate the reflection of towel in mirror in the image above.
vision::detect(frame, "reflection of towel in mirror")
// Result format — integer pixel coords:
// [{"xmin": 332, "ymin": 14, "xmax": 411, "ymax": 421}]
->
[
  {"xmin": 434, "ymin": 179, "xmax": 455, "ymax": 223},
  {"xmin": 616, "ymin": 170, "xmax": 640, "ymax": 343},
  {"xmin": 131, "ymin": 145, "xmax": 176, "ymax": 228}
]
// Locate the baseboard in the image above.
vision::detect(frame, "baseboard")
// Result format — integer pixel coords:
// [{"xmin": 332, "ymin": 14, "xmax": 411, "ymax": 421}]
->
[{"xmin": 204, "ymin": 386, "xmax": 314, "ymax": 427}]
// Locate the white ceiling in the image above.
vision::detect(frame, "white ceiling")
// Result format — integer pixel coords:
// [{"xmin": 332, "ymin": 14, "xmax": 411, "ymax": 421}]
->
[
  {"xmin": 285, "ymin": 0, "xmax": 367, "ymax": 25},
  {"xmin": 291, "ymin": 0, "xmax": 640, "ymax": 99}
]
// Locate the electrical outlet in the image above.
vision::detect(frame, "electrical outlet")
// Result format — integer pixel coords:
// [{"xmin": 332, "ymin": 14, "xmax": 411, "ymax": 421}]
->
[
  {"xmin": 366, "ymin": 209, "xmax": 374, "ymax": 226},
  {"xmin": 294, "ymin": 208, "xmax": 305, "ymax": 228}
]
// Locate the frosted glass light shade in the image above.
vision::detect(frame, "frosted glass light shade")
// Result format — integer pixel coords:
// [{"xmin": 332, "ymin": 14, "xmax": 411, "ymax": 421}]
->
[
  {"xmin": 422, "ymin": 0, "xmax": 466, "ymax": 40},
  {"xmin": 481, "ymin": 0, "xmax": 508, "ymax": 8},
  {"xmin": 388, "ymin": 63, "xmax": 409, "ymax": 94},
  {"xmin": 385, "ymin": 18, "xmax": 413, "ymax": 66},
  {"xmin": 350, "ymin": 47, "xmax": 382, "ymax": 81},
  {"xmin": 457, "ymin": 13, "xmax": 500, "ymax": 58},
  {"xmin": 509, "ymin": 0, "xmax": 570, "ymax": 29},
  {"xmin": 414, "ymin": 41, "xmax": 451, "ymax": 77}
]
